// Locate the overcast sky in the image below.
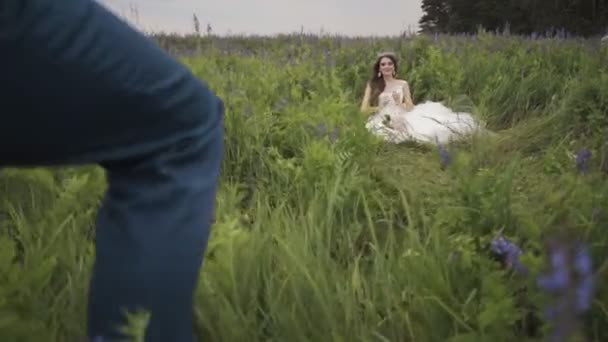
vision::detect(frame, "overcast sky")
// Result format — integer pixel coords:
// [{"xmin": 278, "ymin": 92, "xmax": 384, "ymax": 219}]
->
[{"xmin": 98, "ymin": 0, "xmax": 423, "ymax": 36}]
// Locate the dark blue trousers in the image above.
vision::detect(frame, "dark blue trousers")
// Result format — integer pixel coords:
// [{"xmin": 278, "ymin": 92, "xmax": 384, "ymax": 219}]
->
[{"xmin": 0, "ymin": 0, "xmax": 224, "ymax": 341}]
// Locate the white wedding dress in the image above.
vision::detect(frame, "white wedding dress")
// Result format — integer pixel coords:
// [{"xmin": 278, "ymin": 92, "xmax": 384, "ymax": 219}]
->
[{"xmin": 365, "ymin": 82, "xmax": 484, "ymax": 145}]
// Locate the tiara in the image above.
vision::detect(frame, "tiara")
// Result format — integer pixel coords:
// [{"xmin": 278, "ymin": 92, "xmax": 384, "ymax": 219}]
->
[{"xmin": 377, "ymin": 51, "xmax": 397, "ymax": 58}]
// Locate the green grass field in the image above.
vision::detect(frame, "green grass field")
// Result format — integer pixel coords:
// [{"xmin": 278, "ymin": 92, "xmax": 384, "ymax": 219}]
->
[{"xmin": 1, "ymin": 32, "xmax": 607, "ymax": 341}]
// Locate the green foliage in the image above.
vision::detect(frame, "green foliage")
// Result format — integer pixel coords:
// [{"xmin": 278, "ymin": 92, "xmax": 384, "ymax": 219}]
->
[
  {"xmin": 1, "ymin": 33, "xmax": 607, "ymax": 341},
  {"xmin": 419, "ymin": 0, "xmax": 608, "ymax": 36}
]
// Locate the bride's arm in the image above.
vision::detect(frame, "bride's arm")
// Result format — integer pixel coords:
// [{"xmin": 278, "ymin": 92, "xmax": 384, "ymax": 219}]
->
[
  {"xmin": 360, "ymin": 83, "xmax": 378, "ymax": 114},
  {"xmin": 401, "ymin": 81, "xmax": 415, "ymax": 111}
]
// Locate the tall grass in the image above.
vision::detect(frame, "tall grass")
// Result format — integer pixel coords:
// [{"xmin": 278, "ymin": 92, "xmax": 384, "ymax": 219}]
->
[{"xmin": 1, "ymin": 32, "xmax": 607, "ymax": 341}]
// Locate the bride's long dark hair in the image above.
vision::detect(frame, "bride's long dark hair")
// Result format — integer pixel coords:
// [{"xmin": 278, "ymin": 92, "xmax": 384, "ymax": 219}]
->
[{"xmin": 367, "ymin": 52, "xmax": 398, "ymax": 106}]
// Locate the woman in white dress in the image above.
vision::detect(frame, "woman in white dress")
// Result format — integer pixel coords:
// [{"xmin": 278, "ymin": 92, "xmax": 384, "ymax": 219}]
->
[{"xmin": 360, "ymin": 51, "xmax": 484, "ymax": 145}]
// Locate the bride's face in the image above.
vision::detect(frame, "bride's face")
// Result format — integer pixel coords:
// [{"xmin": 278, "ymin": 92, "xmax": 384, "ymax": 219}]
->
[{"xmin": 378, "ymin": 57, "xmax": 395, "ymax": 76}]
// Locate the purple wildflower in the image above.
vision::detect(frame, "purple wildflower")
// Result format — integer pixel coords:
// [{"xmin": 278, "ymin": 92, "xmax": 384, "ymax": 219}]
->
[
  {"xmin": 574, "ymin": 245, "xmax": 594, "ymax": 313},
  {"xmin": 575, "ymin": 148, "xmax": 591, "ymax": 173},
  {"xmin": 273, "ymin": 97, "xmax": 289, "ymax": 112},
  {"xmin": 537, "ymin": 239, "xmax": 594, "ymax": 342},
  {"xmin": 323, "ymin": 48, "xmax": 335, "ymax": 68},
  {"xmin": 437, "ymin": 143, "xmax": 451, "ymax": 169},
  {"xmin": 315, "ymin": 123, "xmax": 327, "ymax": 137},
  {"xmin": 328, "ymin": 127, "xmax": 340, "ymax": 144},
  {"xmin": 490, "ymin": 236, "xmax": 528, "ymax": 275},
  {"xmin": 537, "ymin": 249, "xmax": 570, "ymax": 291}
]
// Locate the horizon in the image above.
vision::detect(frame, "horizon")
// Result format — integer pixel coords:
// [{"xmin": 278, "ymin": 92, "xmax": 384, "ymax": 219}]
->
[{"xmin": 98, "ymin": 0, "xmax": 424, "ymax": 37}]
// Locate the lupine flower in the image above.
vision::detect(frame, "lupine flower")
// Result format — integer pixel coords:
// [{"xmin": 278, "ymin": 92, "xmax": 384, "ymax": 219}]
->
[
  {"xmin": 322, "ymin": 48, "xmax": 335, "ymax": 68},
  {"xmin": 490, "ymin": 236, "xmax": 528, "ymax": 276},
  {"xmin": 437, "ymin": 143, "xmax": 451, "ymax": 169},
  {"xmin": 537, "ymin": 248, "xmax": 570, "ymax": 291},
  {"xmin": 573, "ymin": 244, "xmax": 594, "ymax": 312},
  {"xmin": 575, "ymin": 148, "xmax": 591, "ymax": 173},
  {"xmin": 315, "ymin": 123, "xmax": 327, "ymax": 137},
  {"xmin": 537, "ymin": 238, "xmax": 594, "ymax": 342},
  {"xmin": 273, "ymin": 97, "xmax": 289, "ymax": 112},
  {"xmin": 328, "ymin": 127, "xmax": 340, "ymax": 144}
]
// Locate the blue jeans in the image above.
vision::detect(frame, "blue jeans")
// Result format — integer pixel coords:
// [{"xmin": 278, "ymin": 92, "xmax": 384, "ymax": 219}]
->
[{"xmin": 0, "ymin": 0, "xmax": 224, "ymax": 341}]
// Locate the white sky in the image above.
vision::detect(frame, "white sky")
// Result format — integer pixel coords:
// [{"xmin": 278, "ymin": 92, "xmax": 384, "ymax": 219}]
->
[{"xmin": 98, "ymin": 0, "xmax": 424, "ymax": 36}]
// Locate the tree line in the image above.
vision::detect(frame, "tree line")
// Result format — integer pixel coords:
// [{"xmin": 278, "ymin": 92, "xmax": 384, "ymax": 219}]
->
[{"xmin": 418, "ymin": 0, "xmax": 608, "ymax": 37}]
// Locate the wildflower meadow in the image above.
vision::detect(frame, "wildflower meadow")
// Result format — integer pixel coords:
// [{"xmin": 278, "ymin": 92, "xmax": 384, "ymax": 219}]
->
[{"xmin": 1, "ymin": 31, "xmax": 607, "ymax": 341}]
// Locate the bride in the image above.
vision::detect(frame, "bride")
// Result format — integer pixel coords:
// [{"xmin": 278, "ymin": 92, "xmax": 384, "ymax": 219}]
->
[{"xmin": 361, "ymin": 51, "xmax": 484, "ymax": 145}]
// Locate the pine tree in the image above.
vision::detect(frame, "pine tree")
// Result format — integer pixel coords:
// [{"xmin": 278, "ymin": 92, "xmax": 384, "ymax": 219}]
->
[
  {"xmin": 418, "ymin": 0, "xmax": 608, "ymax": 36},
  {"xmin": 419, "ymin": 0, "xmax": 450, "ymax": 33}
]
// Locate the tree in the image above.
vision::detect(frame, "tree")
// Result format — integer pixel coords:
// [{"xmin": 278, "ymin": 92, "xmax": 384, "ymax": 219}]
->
[
  {"xmin": 418, "ymin": 0, "xmax": 608, "ymax": 36},
  {"xmin": 419, "ymin": 0, "xmax": 450, "ymax": 33}
]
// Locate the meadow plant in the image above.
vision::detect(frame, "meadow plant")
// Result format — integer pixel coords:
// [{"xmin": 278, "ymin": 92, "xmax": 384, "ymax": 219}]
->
[{"xmin": 1, "ymin": 31, "xmax": 607, "ymax": 341}]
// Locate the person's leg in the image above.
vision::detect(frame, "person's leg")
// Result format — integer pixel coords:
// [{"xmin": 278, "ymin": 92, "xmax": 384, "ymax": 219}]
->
[
  {"xmin": 90, "ymin": 121, "xmax": 223, "ymax": 341},
  {"xmin": 1, "ymin": 0, "xmax": 224, "ymax": 340}
]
